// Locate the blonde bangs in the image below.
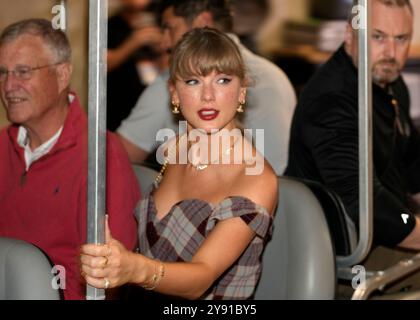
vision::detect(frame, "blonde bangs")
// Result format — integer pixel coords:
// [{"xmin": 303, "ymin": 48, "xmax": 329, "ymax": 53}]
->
[{"xmin": 169, "ymin": 28, "xmax": 246, "ymax": 84}]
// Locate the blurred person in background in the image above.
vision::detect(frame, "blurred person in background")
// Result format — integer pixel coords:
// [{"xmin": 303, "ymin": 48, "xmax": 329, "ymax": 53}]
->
[
  {"xmin": 107, "ymin": 0, "xmax": 166, "ymax": 131},
  {"xmin": 117, "ymin": 0, "xmax": 296, "ymax": 175}
]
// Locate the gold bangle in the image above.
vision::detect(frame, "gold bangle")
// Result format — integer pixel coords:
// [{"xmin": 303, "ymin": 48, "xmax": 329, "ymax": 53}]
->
[{"xmin": 142, "ymin": 260, "xmax": 165, "ymax": 291}]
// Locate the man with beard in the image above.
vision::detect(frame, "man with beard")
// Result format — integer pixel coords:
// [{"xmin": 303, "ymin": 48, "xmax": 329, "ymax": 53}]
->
[{"xmin": 286, "ymin": 0, "xmax": 420, "ymax": 250}]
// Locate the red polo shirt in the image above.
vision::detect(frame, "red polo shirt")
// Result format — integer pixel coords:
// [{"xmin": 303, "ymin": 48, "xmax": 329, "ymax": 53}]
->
[{"xmin": 0, "ymin": 94, "xmax": 140, "ymax": 299}]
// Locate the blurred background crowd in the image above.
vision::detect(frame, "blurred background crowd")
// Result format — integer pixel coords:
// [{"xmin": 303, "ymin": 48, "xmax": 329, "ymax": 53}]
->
[{"xmin": 1, "ymin": 0, "xmax": 420, "ymax": 129}]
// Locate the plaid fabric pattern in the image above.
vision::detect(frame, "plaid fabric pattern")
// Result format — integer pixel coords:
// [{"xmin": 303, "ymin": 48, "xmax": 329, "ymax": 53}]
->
[{"xmin": 136, "ymin": 187, "xmax": 273, "ymax": 300}]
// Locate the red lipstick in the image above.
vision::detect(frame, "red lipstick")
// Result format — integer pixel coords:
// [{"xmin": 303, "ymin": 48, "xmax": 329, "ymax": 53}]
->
[{"xmin": 198, "ymin": 109, "xmax": 219, "ymax": 121}]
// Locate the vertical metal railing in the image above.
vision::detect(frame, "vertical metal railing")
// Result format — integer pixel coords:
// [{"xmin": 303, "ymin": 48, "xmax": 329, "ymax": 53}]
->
[
  {"xmin": 337, "ymin": 0, "xmax": 373, "ymax": 269},
  {"xmin": 86, "ymin": 0, "xmax": 108, "ymax": 300}
]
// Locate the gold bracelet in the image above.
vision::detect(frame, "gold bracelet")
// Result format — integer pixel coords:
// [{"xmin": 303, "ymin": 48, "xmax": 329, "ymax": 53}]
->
[{"xmin": 142, "ymin": 260, "xmax": 165, "ymax": 291}]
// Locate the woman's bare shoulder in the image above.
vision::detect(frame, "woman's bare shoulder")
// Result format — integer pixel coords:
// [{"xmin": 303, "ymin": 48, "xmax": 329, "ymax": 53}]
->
[{"xmin": 234, "ymin": 159, "xmax": 278, "ymax": 214}]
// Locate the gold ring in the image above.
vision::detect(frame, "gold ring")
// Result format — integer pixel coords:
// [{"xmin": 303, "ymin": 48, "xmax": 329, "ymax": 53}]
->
[
  {"xmin": 104, "ymin": 277, "xmax": 110, "ymax": 289},
  {"xmin": 102, "ymin": 256, "xmax": 108, "ymax": 268}
]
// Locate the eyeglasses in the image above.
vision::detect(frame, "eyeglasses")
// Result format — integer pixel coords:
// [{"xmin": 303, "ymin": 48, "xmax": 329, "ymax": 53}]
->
[{"xmin": 0, "ymin": 62, "xmax": 63, "ymax": 82}]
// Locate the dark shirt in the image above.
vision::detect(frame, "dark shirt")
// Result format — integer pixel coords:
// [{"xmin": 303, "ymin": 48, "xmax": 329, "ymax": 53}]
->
[
  {"xmin": 286, "ymin": 45, "xmax": 420, "ymax": 247},
  {"xmin": 107, "ymin": 14, "xmax": 145, "ymax": 132}
]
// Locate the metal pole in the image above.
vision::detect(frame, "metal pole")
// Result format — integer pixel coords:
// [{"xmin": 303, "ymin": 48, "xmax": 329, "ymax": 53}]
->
[
  {"xmin": 86, "ymin": 0, "xmax": 108, "ymax": 300},
  {"xmin": 337, "ymin": 0, "xmax": 373, "ymax": 268}
]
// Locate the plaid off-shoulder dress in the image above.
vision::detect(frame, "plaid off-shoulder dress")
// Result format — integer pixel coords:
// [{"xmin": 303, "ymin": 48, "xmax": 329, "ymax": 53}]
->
[{"xmin": 136, "ymin": 185, "xmax": 273, "ymax": 300}]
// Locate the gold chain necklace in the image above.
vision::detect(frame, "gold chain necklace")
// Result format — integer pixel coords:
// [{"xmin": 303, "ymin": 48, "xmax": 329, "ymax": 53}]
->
[
  {"xmin": 189, "ymin": 138, "xmax": 236, "ymax": 171},
  {"xmin": 154, "ymin": 135, "xmax": 181, "ymax": 187},
  {"xmin": 154, "ymin": 134, "xmax": 239, "ymax": 186}
]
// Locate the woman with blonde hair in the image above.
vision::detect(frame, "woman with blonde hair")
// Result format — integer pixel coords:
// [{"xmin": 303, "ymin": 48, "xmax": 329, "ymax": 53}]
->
[{"xmin": 81, "ymin": 27, "xmax": 278, "ymax": 300}]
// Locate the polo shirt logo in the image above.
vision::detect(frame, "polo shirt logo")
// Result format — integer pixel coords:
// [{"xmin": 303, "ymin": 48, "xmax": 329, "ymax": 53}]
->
[{"xmin": 54, "ymin": 187, "xmax": 60, "ymax": 195}]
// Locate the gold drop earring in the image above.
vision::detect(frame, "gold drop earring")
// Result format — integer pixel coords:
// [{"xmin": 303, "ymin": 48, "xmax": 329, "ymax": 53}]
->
[
  {"xmin": 237, "ymin": 101, "xmax": 245, "ymax": 113},
  {"xmin": 172, "ymin": 101, "xmax": 180, "ymax": 114}
]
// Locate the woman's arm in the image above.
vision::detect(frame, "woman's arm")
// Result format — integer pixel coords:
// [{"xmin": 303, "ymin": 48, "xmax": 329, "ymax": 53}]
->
[
  {"xmin": 81, "ymin": 167, "xmax": 277, "ymax": 299},
  {"xmin": 107, "ymin": 27, "xmax": 161, "ymax": 72},
  {"xmin": 151, "ymin": 216, "xmax": 255, "ymax": 298},
  {"xmin": 81, "ymin": 216, "xmax": 255, "ymax": 299}
]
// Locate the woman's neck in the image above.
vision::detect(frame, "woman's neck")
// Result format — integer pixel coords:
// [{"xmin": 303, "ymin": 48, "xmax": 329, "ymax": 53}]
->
[{"xmin": 182, "ymin": 130, "xmax": 242, "ymax": 169}]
